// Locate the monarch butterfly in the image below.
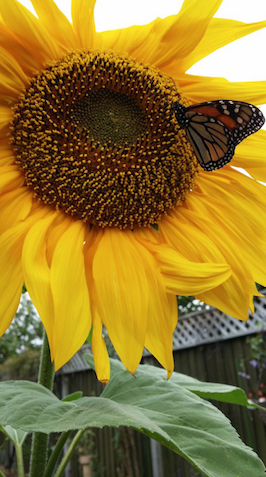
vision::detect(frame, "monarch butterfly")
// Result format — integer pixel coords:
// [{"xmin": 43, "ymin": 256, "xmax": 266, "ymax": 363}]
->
[{"xmin": 173, "ymin": 100, "xmax": 265, "ymax": 171}]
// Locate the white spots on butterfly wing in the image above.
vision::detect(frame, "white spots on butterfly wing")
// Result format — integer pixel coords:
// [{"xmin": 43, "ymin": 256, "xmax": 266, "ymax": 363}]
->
[{"xmin": 237, "ymin": 117, "xmax": 244, "ymax": 124}]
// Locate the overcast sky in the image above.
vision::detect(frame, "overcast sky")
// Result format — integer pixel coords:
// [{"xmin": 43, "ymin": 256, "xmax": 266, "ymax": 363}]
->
[{"xmin": 18, "ymin": 0, "xmax": 266, "ymax": 126}]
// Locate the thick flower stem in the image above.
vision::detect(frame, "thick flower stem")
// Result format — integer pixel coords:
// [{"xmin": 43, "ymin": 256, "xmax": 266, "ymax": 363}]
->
[{"xmin": 29, "ymin": 331, "xmax": 55, "ymax": 477}]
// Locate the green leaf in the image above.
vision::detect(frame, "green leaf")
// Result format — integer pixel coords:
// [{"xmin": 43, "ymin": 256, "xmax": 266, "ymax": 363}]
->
[
  {"xmin": 86, "ymin": 355, "xmax": 252, "ymax": 407},
  {"xmin": 0, "ymin": 370, "xmax": 264, "ymax": 477},
  {"xmin": 0, "ymin": 425, "xmax": 27, "ymax": 446},
  {"xmin": 62, "ymin": 391, "xmax": 83, "ymax": 402},
  {"xmin": 174, "ymin": 377, "xmax": 251, "ymax": 406}
]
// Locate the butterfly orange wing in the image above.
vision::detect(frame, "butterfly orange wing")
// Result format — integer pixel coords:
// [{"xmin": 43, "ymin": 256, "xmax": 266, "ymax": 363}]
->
[{"xmin": 174, "ymin": 100, "xmax": 265, "ymax": 171}]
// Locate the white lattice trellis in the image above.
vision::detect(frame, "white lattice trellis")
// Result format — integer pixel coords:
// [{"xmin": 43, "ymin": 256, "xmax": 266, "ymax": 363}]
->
[{"xmin": 172, "ymin": 293, "xmax": 266, "ymax": 351}]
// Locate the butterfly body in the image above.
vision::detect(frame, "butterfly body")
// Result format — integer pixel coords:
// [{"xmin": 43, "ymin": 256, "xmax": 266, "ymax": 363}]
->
[{"xmin": 174, "ymin": 100, "xmax": 265, "ymax": 171}]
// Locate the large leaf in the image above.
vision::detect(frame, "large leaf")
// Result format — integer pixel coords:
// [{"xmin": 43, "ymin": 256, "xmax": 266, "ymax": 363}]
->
[
  {"xmin": 0, "ymin": 374, "xmax": 264, "ymax": 477},
  {"xmin": 92, "ymin": 355, "xmax": 252, "ymax": 406},
  {"xmin": 0, "ymin": 425, "xmax": 27, "ymax": 446}
]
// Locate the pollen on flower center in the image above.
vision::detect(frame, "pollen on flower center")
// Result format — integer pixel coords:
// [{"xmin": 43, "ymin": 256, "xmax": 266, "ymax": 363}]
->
[{"xmin": 11, "ymin": 51, "xmax": 199, "ymax": 229}]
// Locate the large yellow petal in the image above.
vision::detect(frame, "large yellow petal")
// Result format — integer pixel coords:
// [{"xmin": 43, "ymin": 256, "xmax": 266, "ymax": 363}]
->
[
  {"xmin": 145, "ymin": 289, "xmax": 176, "ymax": 379},
  {"xmin": 31, "ymin": 0, "xmax": 78, "ymax": 50},
  {"xmin": 50, "ymin": 220, "xmax": 91, "ymax": 370},
  {"xmin": 179, "ymin": 74, "xmax": 266, "ymax": 105},
  {"xmin": 145, "ymin": 0, "xmax": 222, "ymax": 68},
  {"xmin": 195, "ymin": 169, "xmax": 266, "ymax": 242},
  {"xmin": 0, "ymin": 0, "xmax": 62, "ymax": 63},
  {"xmin": 0, "ymin": 106, "xmax": 12, "ymax": 130},
  {"xmin": 91, "ymin": 311, "xmax": 110, "ymax": 383},
  {"xmin": 130, "ymin": 233, "xmax": 176, "ymax": 378},
  {"xmin": 83, "ymin": 227, "xmax": 103, "ymax": 320},
  {"xmin": 135, "ymin": 231, "xmax": 231, "ymax": 296},
  {"xmin": 163, "ymin": 201, "xmax": 262, "ymax": 320},
  {"xmin": 0, "ymin": 188, "xmax": 32, "ymax": 236},
  {"xmin": 93, "ymin": 229, "xmax": 149, "ymax": 374},
  {"xmin": 0, "ymin": 145, "xmax": 15, "ymax": 166},
  {"xmin": 160, "ymin": 213, "xmax": 226, "ymax": 264},
  {"xmin": 0, "ymin": 205, "xmax": 50, "ymax": 337},
  {"xmin": 0, "ymin": 23, "xmax": 40, "ymax": 73},
  {"xmin": 22, "ymin": 211, "xmax": 59, "ymax": 357},
  {"xmin": 165, "ymin": 201, "xmax": 266, "ymax": 290},
  {"xmin": 197, "ymin": 283, "xmax": 251, "ymax": 320},
  {"xmin": 233, "ymin": 130, "xmax": 266, "ymax": 182},
  {"xmin": 71, "ymin": 0, "xmax": 97, "ymax": 49},
  {"xmin": 0, "ymin": 225, "xmax": 26, "ymax": 335},
  {"xmin": 100, "ymin": 18, "xmax": 163, "ymax": 61},
  {"xmin": 0, "ymin": 45, "xmax": 29, "ymax": 100},
  {"xmin": 188, "ymin": 179, "xmax": 266, "ymax": 264},
  {"xmin": 140, "ymin": 222, "xmax": 249, "ymax": 318},
  {"xmin": 0, "ymin": 166, "xmax": 24, "ymax": 194},
  {"xmin": 83, "ymin": 227, "xmax": 112, "ymax": 382},
  {"xmin": 45, "ymin": 215, "xmax": 73, "ymax": 267},
  {"xmin": 195, "ymin": 172, "xmax": 266, "ymax": 277},
  {"xmin": 154, "ymin": 246, "xmax": 231, "ymax": 296},
  {"xmin": 178, "ymin": 19, "xmax": 266, "ymax": 73},
  {"xmin": 100, "ymin": 0, "xmax": 221, "ymax": 66},
  {"xmin": 182, "ymin": 179, "xmax": 266, "ymax": 318}
]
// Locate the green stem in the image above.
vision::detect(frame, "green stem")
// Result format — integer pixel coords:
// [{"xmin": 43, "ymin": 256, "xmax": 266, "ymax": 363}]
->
[
  {"xmin": 43, "ymin": 431, "xmax": 72, "ymax": 477},
  {"xmin": 0, "ymin": 469, "xmax": 6, "ymax": 477},
  {"xmin": 29, "ymin": 331, "xmax": 55, "ymax": 477},
  {"xmin": 14, "ymin": 444, "xmax": 25, "ymax": 477},
  {"xmin": 53, "ymin": 430, "xmax": 86, "ymax": 477}
]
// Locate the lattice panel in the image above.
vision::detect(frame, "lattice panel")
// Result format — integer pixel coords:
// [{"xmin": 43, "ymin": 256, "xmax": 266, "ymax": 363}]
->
[{"xmin": 172, "ymin": 293, "xmax": 266, "ymax": 351}]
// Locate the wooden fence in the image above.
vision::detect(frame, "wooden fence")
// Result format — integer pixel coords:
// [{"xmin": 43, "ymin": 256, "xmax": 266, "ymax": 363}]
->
[{"xmin": 56, "ymin": 333, "xmax": 266, "ymax": 477}]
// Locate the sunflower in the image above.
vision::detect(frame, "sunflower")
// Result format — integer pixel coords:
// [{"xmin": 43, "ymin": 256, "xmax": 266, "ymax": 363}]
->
[{"xmin": 0, "ymin": 0, "xmax": 265, "ymax": 382}]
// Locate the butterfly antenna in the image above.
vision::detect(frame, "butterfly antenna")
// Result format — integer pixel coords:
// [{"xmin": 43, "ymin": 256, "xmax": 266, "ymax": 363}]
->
[{"xmin": 169, "ymin": 76, "xmax": 178, "ymax": 93}]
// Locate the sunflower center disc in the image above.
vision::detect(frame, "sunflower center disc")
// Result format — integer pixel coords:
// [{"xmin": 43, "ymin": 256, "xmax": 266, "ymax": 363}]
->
[
  {"xmin": 11, "ymin": 51, "xmax": 199, "ymax": 229},
  {"xmin": 73, "ymin": 89, "xmax": 148, "ymax": 145}
]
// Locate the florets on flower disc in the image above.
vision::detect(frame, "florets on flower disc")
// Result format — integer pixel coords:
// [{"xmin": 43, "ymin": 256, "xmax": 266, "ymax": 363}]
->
[{"xmin": 11, "ymin": 51, "xmax": 199, "ymax": 229}]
